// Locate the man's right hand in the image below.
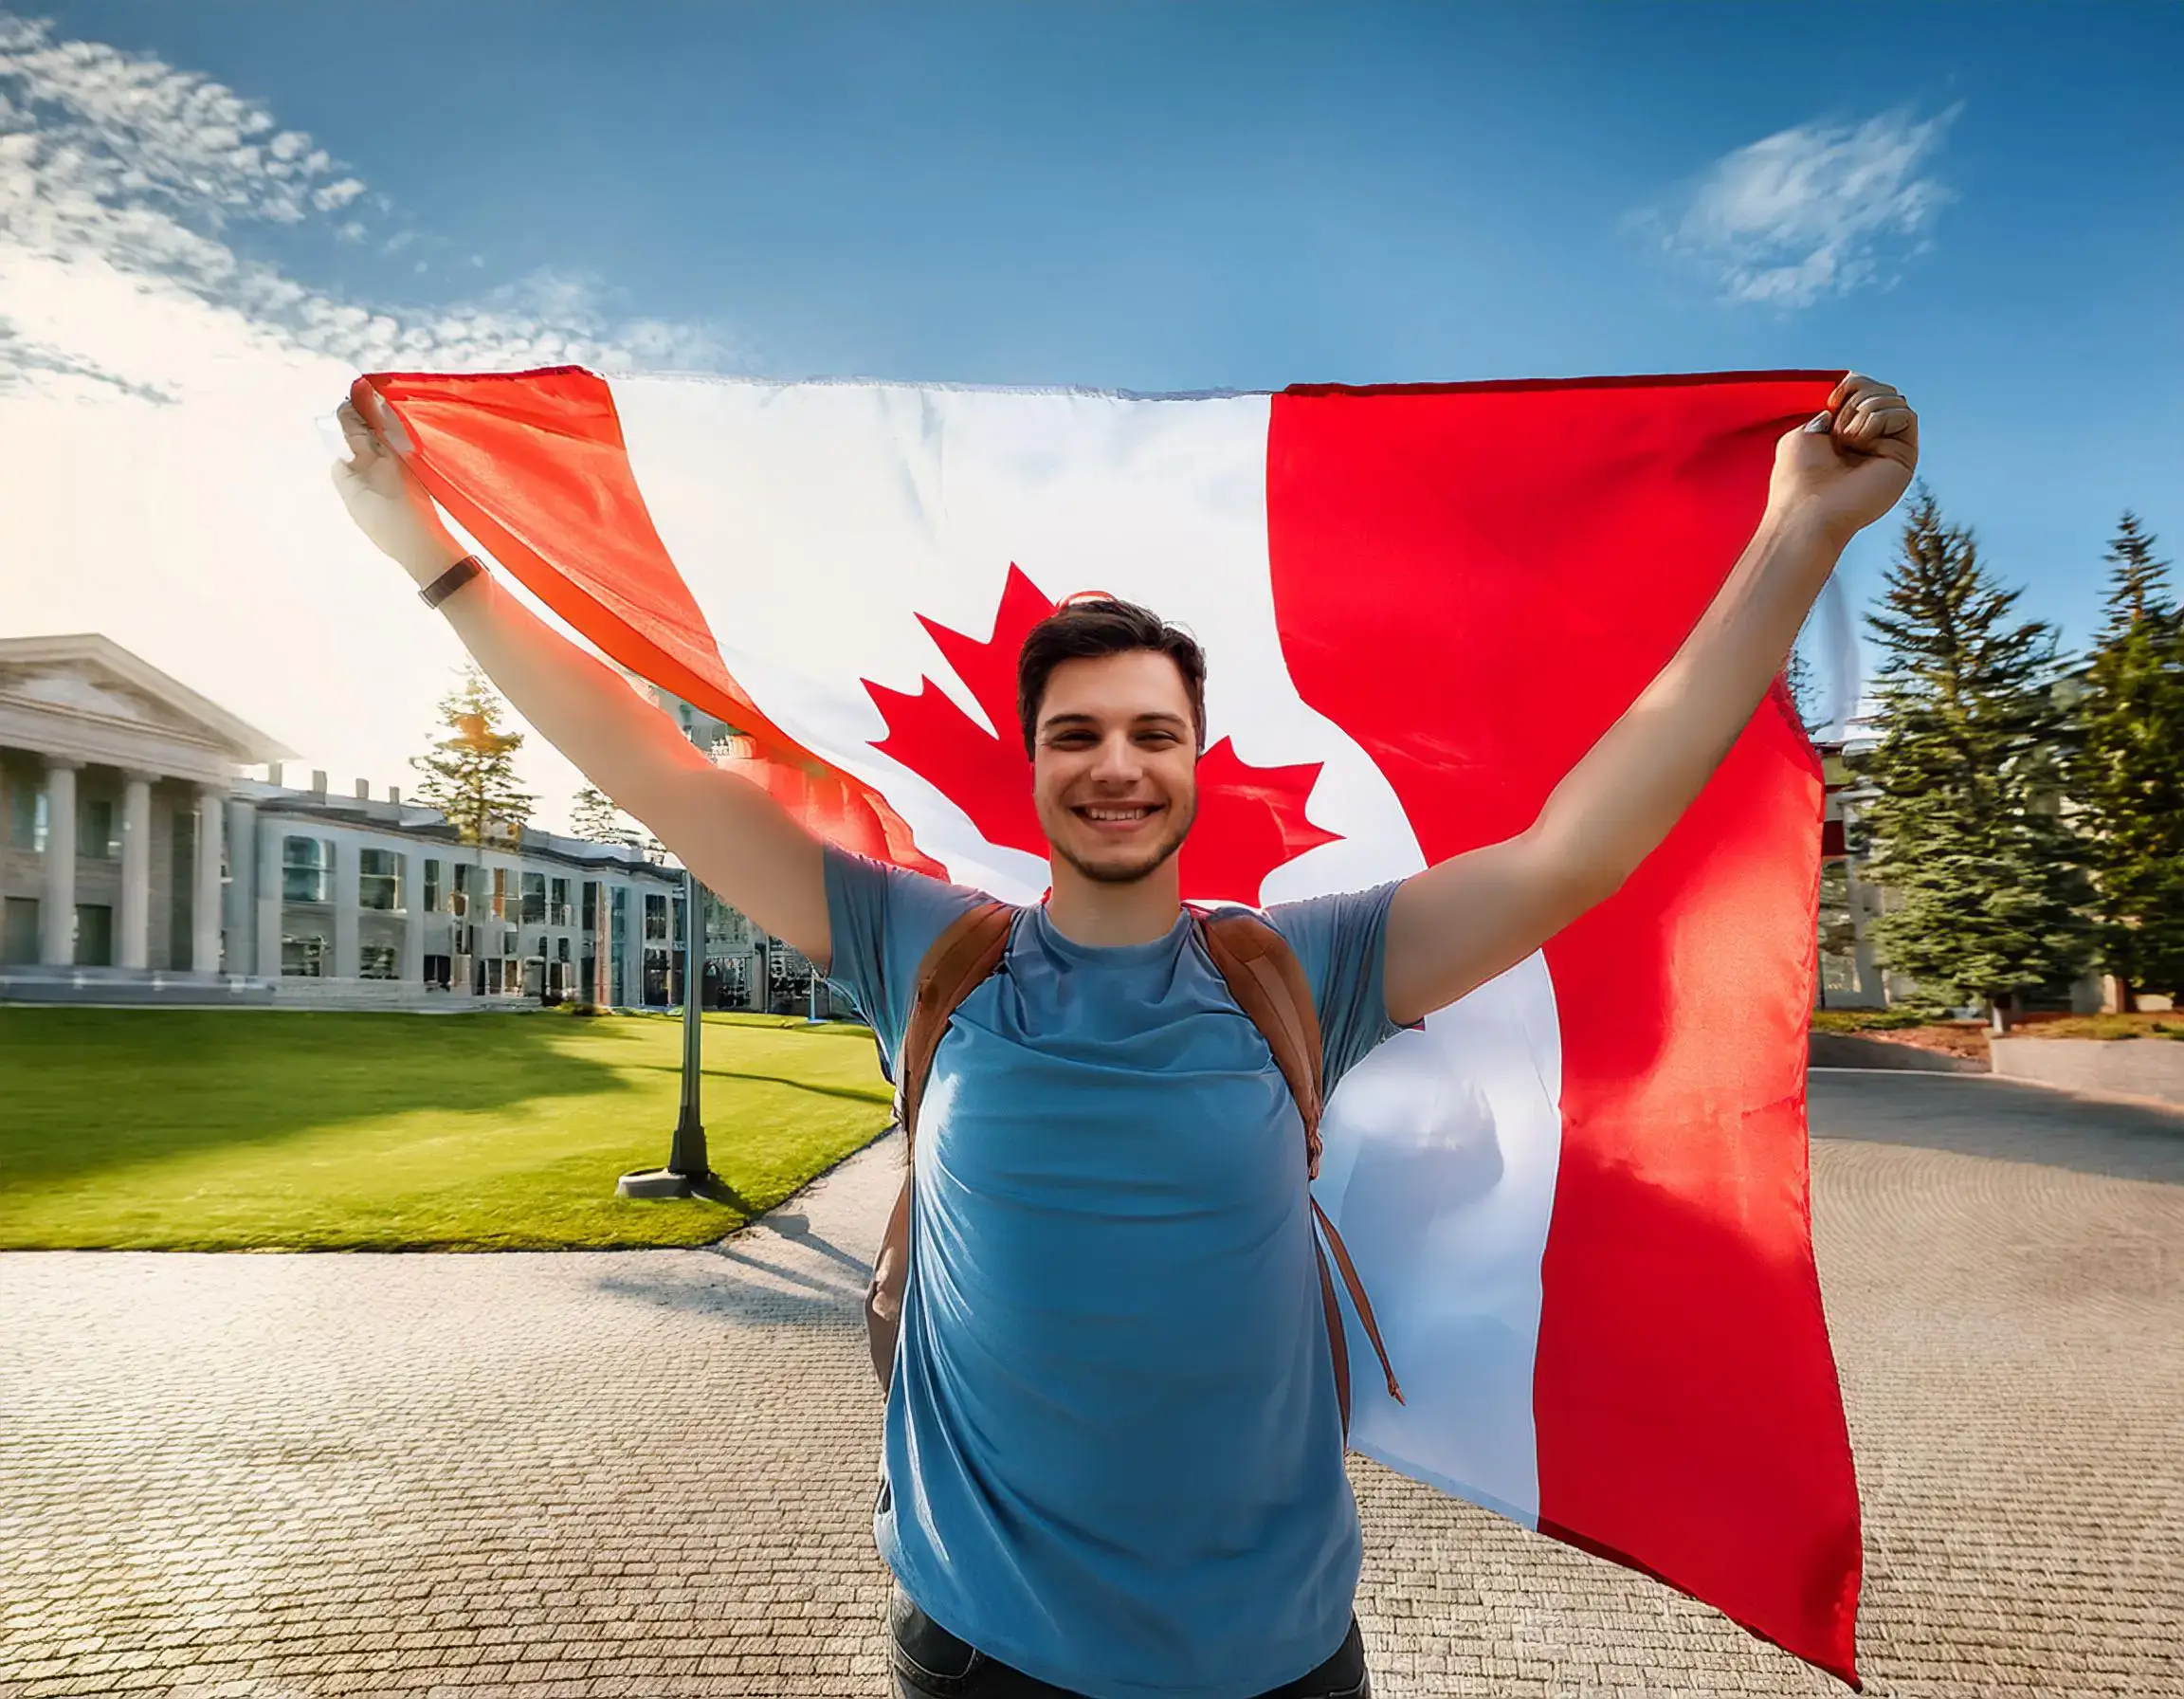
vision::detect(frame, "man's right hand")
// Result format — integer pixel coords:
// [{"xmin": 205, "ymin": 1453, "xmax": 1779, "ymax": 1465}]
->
[{"xmin": 331, "ymin": 397, "xmax": 467, "ymax": 586}]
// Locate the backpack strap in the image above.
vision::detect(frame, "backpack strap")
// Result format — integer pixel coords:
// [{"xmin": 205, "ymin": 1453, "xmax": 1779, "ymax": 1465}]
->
[
  {"xmin": 1197, "ymin": 909, "xmax": 1405, "ymax": 1428},
  {"xmin": 1195, "ymin": 910, "xmax": 1324, "ymax": 1177},
  {"xmin": 899, "ymin": 902, "xmax": 1018, "ymax": 1154},
  {"xmin": 864, "ymin": 901, "xmax": 1017, "ymax": 1387}
]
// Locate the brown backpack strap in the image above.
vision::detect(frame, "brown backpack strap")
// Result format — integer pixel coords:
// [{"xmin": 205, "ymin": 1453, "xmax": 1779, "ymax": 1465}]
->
[
  {"xmin": 1314, "ymin": 1234, "xmax": 1353, "ymax": 1435},
  {"xmin": 897, "ymin": 901, "xmax": 1018, "ymax": 1152},
  {"xmin": 1314, "ymin": 1198, "xmax": 1403, "ymax": 1408},
  {"xmin": 864, "ymin": 901, "xmax": 1017, "ymax": 1388},
  {"xmin": 1196, "ymin": 910, "xmax": 1324, "ymax": 1177},
  {"xmin": 1196, "ymin": 908, "xmax": 1404, "ymax": 1425}
]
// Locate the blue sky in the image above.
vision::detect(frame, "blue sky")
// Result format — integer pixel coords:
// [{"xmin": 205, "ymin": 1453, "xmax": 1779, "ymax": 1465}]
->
[{"xmin": 3, "ymin": 3, "xmax": 2177, "ymax": 821}]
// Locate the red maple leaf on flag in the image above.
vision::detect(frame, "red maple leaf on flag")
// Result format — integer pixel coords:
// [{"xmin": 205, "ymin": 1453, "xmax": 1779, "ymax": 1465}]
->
[{"xmin": 863, "ymin": 564, "xmax": 1340, "ymax": 904}]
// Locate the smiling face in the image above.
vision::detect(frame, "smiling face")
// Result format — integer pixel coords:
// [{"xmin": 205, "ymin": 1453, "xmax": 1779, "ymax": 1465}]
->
[{"xmin": 1031, "ymin": 649, "xmax": 1201, "ymax": 886}]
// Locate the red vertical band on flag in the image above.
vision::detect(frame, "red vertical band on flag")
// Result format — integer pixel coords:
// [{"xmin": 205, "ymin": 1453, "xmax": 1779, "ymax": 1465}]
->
[
  {"xmin": 1267, "ymin": 374, "xmax": 1861, "ymax": 1685},
  {"xmin": 355, "ymin": 367, "xmax": 941, "ymax": 874}
]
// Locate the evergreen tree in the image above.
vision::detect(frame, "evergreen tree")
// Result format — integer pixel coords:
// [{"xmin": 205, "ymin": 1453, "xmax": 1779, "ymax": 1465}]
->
[
  {"xmin": 2067, "ymin": 513, "xmax": 2184, "ymax": 1004},
  {"xmin": 1783, "ymin": 644, "xmax": 1821, "ymax": 733},
  {"xmin": 410, "ymin": 665, "xmax": 537, "ymax": 848},
  {"xmin": 569, "ymin": 784, "xmax": 642, "ymax": 849},
  {"xmin": 1852, "ymin": 486, "xmax": 2090, "ymax": 1027}
]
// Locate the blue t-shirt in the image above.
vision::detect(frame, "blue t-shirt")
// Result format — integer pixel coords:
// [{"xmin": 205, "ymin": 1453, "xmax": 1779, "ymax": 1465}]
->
[{"xmin": 824, "ymin": 847, "xmax": 1403, "ymax": 1699}]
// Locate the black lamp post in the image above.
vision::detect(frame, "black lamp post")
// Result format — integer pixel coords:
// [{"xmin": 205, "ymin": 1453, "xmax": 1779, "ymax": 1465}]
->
[{"xmin": 616, "ymin": 708, "xmax": 726, "ymax": 1202}]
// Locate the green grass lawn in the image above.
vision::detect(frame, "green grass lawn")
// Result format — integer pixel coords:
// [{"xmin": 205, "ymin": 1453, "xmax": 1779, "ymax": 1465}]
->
[{"xmin": 0, "ymin": 1007, "xmax": 893, "ymax": 1251}]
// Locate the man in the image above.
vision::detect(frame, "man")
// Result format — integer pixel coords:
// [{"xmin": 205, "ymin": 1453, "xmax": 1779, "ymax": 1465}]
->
[{"xmin": 334, "ymin": 374, "xmax": 1917, "ymax": 1699}]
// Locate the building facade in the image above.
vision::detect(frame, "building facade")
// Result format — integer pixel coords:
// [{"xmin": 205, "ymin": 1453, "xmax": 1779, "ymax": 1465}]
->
[{"xmin": 0, "ymin": 634, "xmax": 833, "ymax": 1014}]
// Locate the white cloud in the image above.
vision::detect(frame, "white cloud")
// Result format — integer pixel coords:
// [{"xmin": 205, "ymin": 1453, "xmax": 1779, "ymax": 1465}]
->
[
  {"xmin": 1641, "ymin": 106, "xmax": 1959, "ymax": 308},
  {"xmin": 311, "ymin": 176, "xmax": 365, "ymax": 212},
  {"xmin": 0, "ymin": 12, "xmax": 737, "ymax": 832}
]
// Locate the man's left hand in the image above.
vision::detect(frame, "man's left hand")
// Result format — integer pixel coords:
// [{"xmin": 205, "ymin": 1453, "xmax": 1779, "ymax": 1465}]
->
[{"xmin": 1768, "ymin": 373, "xmax": 1919, "ymax": 546}]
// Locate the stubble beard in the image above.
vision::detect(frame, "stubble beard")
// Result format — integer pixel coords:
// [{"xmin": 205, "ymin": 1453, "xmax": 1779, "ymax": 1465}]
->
[{"xmin": 1048, "ymin": 791, "xmax": 1197, "ymax": 886}]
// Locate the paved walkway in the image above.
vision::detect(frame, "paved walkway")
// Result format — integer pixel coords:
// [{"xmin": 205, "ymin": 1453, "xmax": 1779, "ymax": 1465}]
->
[{"xmin": 3, "ymin": 1072, "xmax": 2179, "ymax": 1698}]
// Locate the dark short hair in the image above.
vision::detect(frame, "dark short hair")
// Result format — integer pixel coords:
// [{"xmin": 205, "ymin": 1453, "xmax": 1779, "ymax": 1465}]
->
[{"xmin": 1016, "ymin": 596, "xmax": 1207, "ymax": 758}]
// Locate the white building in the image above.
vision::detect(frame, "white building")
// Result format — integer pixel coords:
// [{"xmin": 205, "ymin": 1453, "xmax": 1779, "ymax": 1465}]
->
[{"xmin": 0, "ymin": 633, "xmax": 825, "ymax": 1014}]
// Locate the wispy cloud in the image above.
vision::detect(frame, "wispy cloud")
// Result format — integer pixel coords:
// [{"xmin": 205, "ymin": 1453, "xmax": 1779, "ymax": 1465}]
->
[
  {"xmin": 1638, "ymin": 106, "xmax": 1960, "ymax": 308},
  {"xmin": 0, "ymin": 11, "xmax": 731, "ymax": 385},
  {"xmin": 0, "ymin": 10, "xmax": 729, "ymax": 832}
]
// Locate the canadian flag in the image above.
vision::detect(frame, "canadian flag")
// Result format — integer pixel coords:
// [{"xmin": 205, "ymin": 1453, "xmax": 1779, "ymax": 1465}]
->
[{"xmin": 356, "ymin": 366, "xmax": 1861, "ymax": 1685}]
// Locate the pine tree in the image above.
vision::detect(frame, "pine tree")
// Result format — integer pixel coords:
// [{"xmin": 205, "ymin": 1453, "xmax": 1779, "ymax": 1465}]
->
[
  {"xmin": 1852, "ymin": 486, "xmax": 2091, "ymax": 1027},
  {"xmin": 410, "ymin": 665, "xmax": 537, "ymax": 848},
  {"xmin": 2067, "ymin": 513, "xmax": 2184, "ymax": 1005},
  {"xmin": 1784, "ymin": 644, "xmax": 1821, "ymax": 733},
  {"xmin": 569, "ymin": 784, "xmax": 642, "ymax": 849}
]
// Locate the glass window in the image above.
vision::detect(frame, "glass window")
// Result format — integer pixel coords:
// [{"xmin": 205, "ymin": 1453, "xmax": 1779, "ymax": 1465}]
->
[
  {"xmin": 2, "ymin": 896, "xmax": 38, "ymax": 964},
  {"xmin": 550, "ymin": 877, "xmax": 571, "ymax": 926},
  {"xmin": 423, "ymin": 858, "xmax": 443, "ymax": 914},
  {"xmin": 6, "ymin": 777, "xmax": 46, "ymax": 852},
  {"xmin": 81, "ymin": 797, "xmax": 118, "ymax": 861},
  {"xmin": 503, "ymin": 926, "xmax": 519, "ymax": 956},
  {"xmin": 555, "ymin": 936, "xmax": 571, "ymax": 963},
  {"xmin": 282, "ymin": 836, "xmax": 333, "ymax": 904},
  {"xmin": 450, "ymin": 861, "xmax": 471, "ymax": 918},
  {"xmin": 644, "ymin": 892, "xmax": 669, "ymax": 942},
  {"xmin": 359, "ymin": 943, "xmax": 399, "ymax": 979},
  {"xmin": 1817, "ymin": 863, "xmax": 1861, "ymax": 997},
  {"xmin": 74, "ymin": 903, "xmax": 114, "ymax": 966},
  {"xmin": 281, "ymin": 933, "xmax": 328, "ymax": 977},
  {"xmin": 520, "ymin": 871, "xmax": 547, "ymax": 924},
  {"xmin": 672, "ymin": 896, "xmax": 686, "ymax": 943},
  {"xmin": 423, "ymin": 952, "xmax": 451, "ymax": 989},
  {"xmin": 358, "ymin": 848, "xmax": 401, "ymax": 911},
  {"xmin": 609, "ymin": 886, "xmax": 629, "ymax": 1006},
  {"xmin": 491, "ymin": 867, "xmax": 508, "ymax": 919},
  {"xmin": 642, "ymin": 946, "xmax": 672, "ymax": 1007},
  {"xmin": 582, "ymin": 882, "xmax": 598, "ymax": 933},
  {"xmin": 170, "ymin": 811, "xmax": 195, "ymax": 965}
]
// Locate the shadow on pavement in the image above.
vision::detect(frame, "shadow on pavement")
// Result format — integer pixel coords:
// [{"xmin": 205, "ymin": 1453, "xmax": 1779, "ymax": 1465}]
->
[
  {"xmin": 592, "ymin": 1258, "xmax": 864, "ymax": 1327},
  {"xmin": 591, "ymin": 1214, "xmax": 875, "ymax": 1327},
  {"xmin": 1809, "ymin": 1069, "xmax": 2184, "ymax": 1185}
]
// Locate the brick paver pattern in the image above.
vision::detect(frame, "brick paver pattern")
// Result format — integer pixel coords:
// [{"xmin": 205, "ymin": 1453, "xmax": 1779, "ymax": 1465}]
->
[{"xmin": 3, "ymin": 1072, "xmax": 2179, "ymax": 1698}]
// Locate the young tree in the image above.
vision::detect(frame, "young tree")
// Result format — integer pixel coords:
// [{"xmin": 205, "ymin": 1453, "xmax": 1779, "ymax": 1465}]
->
[
  {"xmin": 2067, "ymin": 513, "xmax": 2184, "ymax": 1006},
  {"xmin": 1853, "ymin": 486, "xmax": 2091, "ymax": 1028},
  {"xmin": 410, "ymin": 665, "xmax": 537, "ymax": 847},
  {"xmin": 569, "ymin": 784, "xmax": 642, "ymax": 849}
]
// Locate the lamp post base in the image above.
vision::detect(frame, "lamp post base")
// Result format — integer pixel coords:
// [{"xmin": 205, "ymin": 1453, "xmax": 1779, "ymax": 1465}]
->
[{"xmin": 615, "ymin": 1166, "xmax": 732, "ymax": 1201}]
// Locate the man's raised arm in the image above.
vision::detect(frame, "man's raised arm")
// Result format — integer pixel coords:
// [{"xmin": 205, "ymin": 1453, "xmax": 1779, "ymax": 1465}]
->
[
  {"xmin": 1381, "ymin": 374, "xmax": 1918, "ymax": 1028},
  {"xmin": 330, "ymin": 398, "xmax": 832, "ymax": 970}
]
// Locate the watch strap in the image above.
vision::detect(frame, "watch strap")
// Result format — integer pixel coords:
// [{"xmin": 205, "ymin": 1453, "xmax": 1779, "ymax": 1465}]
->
[{"xmin": 418, "ymin": 554, "xmax": 485, "ymax": 610}]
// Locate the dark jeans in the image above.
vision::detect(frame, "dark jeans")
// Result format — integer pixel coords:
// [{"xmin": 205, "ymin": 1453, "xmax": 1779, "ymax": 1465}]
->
[{"xmin": 889, "ymin": 1591, "xmax": 1371, "ymax": 1699}]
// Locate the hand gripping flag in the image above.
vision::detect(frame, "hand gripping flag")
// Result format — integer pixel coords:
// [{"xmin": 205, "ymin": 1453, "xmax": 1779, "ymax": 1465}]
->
[{"xmin": 355, "ymin": 366, "xmax": 1862, "ymax": 1685}]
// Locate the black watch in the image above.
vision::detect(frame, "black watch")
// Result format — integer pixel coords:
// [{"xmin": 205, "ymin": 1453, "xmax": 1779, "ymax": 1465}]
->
[{"xmin": 418, "ymin": 555, "xmax": 485, "ymax": 610}]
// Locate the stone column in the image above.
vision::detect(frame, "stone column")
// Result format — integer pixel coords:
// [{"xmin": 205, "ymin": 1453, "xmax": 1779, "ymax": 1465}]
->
[
  {"xmin": 118, "ymin": 770, "xmax": 155, "ymax": 971},
  {"xmin": 332, "ymin": 836, "xmax": 359, "ymax": 981},
  {"xmin": 584, "ymin": 878, "xmax": 605, "ymax": 1006},
  {"xmin": 192, "ymin": 785, "xmax": 226, "ymax": 974},
  {"xmin": 401, "ymin": 848, "xmax": 428, "ymax": 987},
  {"xmin": 225, "ymin": 797, "xmax": 258, "ymax": 974},
  {"xmin": 255, "ymin": 813, "xmax": 283, "ymax": 980},
  {"xmin": 39, "ymin": 757, "xmax": 80, "ymax": 967}
]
